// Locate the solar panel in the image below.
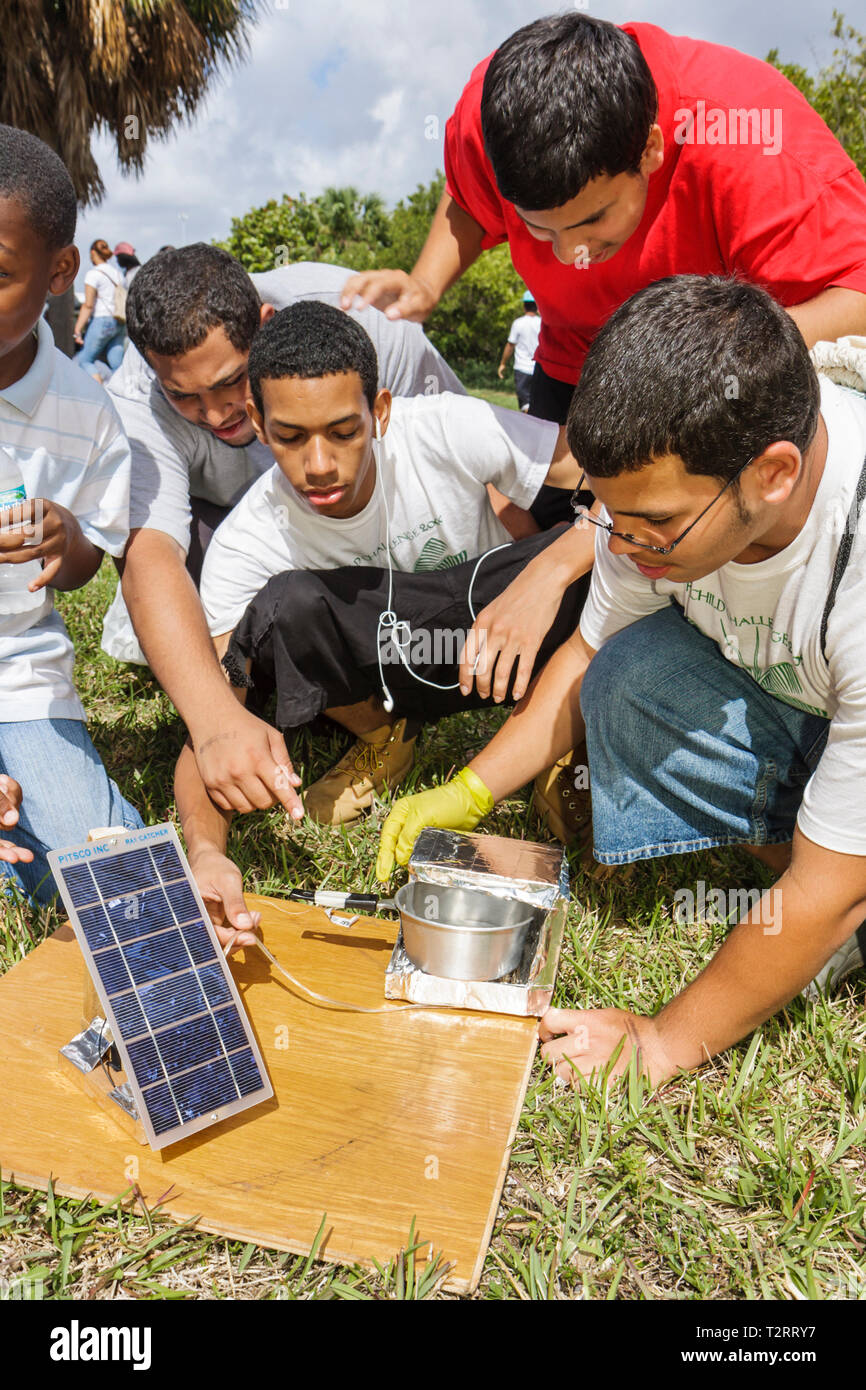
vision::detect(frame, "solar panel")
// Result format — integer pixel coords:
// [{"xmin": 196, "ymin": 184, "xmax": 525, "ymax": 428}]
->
[{"xmin": 48, "ymin": 824, "xmax": 273, "ymax": 1150}]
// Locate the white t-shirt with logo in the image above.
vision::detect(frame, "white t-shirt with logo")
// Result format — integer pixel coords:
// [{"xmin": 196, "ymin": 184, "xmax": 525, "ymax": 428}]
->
[
  {"xmin": 508, "ymin": 314, "xmax": 542, "ymax": 375},
  {"xmin": 0, "ymin": 319, "xmax": 130, "ymax": 721},
  {"xmin": 578, "ymin": 376, "xmax": 866, "ymax": 856},
  {"xmin": 101, "ymin": 262, "xmax": 468, "ymax": 663},
  {"xmin": 200, "ymin": 392, "xmax": 556, "ymax": 637},
  {"xmin": 106, "ymin": 261, "xmax": 466, "ymax": 553}
]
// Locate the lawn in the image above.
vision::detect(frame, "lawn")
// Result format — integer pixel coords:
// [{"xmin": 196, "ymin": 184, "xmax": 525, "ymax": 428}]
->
[{"xmin": 1, "ymin": 420, "xmax": 865, "ymax": 1300}]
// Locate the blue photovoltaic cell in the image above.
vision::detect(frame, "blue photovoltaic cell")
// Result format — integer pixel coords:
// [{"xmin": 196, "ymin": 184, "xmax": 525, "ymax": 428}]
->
[
  {"xmin": 155, "ymin": 1014, "xmax": 222, "ymax": 1075},
  {"xmin": 96, "ymin": 946, "xmax": 134, "ymax": 997},
  {"xmin": 63, "ymin": 862, "xmax": 98, "ymax": 908},
  {"xmin": 92, "ymin": 847, "xmax": 159, "ymax": 900},
  {"xmin": 54, "ymin": 831, "xmax": 267, "ymax": 1146},
  {"xmin": 180, "ymin": 921, "xmax": 217, "ymax": 965},
  {"xmin": 172, "ymin": 1056, "xmax": 239, "ymax": 1119},
  {"xmin": 144, "ymin": 1082, "xmax": 181, "ymax": 1136},
  {"xmin": 229, "ymin": 1048, "xmax": 264, "ymax": 1096},
  {"xmin": 78, "ymin": 902, "xmax": 114, "ymax": 951},
  {"xmin": 165, "ymin": 880, "xmax": 199, "ymax": 925},
  {"xmin": 214, "ymin": 1005, "xmax": 248, "ymax": 1052},
  {"xmin": 105, "ymin": 886, "xmax": 174, "ymax": 943},
  {"xmin": 125, "ymin": 1035, "xmax": 164, "ymax": 1088},
  {"xmin": 110, "ymin": 989, "xmax": 147, "ymax": 1038},
  {"xmin": 149, "ymin": 841, "xmax": 184, "ymax": 882},
  {"xmin": 197, "ymin": 962, "xmax": 233, "ymax": 1009},
  {"xmin": 123, "ymin": 928, "xmax": 191, "ymax": 986},
  {"xmin": 138, "ymin": 969, "xmax": 207, "ymax": 1030}
]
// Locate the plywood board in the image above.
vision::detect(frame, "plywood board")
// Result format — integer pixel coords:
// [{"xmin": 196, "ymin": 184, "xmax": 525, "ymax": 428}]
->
[{"xmin": 0, "ymin": 895, "xmax": 538, "ymax": 1293}]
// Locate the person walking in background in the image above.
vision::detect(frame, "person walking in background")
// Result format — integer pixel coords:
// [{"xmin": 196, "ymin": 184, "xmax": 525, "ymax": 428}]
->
[
  {"xmin": 498, "ymin": 291, "xmax": 541, "ymax": 410},
  {"xmin": 73, "ymin": 238, "xmax": 126, "ymax": 382}
]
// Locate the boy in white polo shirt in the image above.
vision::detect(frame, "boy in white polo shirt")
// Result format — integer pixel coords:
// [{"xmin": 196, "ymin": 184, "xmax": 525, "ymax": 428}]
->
[{"xmin": 0, "ymin": 125, "xmax": 141, "ymax": 903}]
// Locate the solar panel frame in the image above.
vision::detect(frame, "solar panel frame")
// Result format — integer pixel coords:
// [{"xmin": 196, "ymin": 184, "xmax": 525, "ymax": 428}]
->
[{"xmin": 48, "ymin": 823, "xmax": 273, "ymax": 1150}]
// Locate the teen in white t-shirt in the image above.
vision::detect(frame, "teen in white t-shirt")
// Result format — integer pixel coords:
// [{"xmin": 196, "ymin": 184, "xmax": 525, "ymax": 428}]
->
[
  {"xmin": 200, "ymin": 391, "xmax": 554, "ymax": 637},
  {"xmin": 378, "ymin": 275, "xmax": 866, "ymax": 1088},
  {"xmin": 176, "ymin": 300, "xmax": 589, "ymax": 945}
]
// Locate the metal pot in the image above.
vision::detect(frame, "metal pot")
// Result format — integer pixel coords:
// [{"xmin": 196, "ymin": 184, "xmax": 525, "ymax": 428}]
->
[{"xmin": 394, "ymin": 881, "xmax": 536, "ymax": 981}]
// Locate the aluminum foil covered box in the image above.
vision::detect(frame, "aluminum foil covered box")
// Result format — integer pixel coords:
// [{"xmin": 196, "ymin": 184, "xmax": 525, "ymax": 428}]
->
[{"xmin": 384, "ymin": 827, "xmax": 569, "ymax": 1016}]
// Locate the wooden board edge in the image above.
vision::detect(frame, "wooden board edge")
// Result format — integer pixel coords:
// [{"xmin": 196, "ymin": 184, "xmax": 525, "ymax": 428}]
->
[
  {"xmin": 2, "ymin": 1166, "xmax": 474, "ymax": 1297},
  {"xmin": 466, "ymin": 1030, "xmax": 540, "ymax": 1295}
]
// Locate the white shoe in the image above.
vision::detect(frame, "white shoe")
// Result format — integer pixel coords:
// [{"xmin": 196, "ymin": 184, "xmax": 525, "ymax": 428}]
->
[{"xmin": 802, "ymin": 924, "xmax": 866, "ymax": 1000}]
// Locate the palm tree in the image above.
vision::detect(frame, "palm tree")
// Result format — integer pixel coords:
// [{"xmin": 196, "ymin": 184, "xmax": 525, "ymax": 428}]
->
[
  {"xmin": 318, "ymin": 186, "xmax": 391, "ymax": 263},
  {"xmin": 0, "ymin": 0, "xmax": 257, "ymax": 351}
]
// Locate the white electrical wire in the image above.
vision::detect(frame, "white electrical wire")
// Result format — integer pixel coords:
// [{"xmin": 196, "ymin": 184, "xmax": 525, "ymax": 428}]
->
[
  {"xmin": 223, "ymin": 924, "xmax": 413, "ymax": 1014},
  {"xmin": 372, "ymin": 429, "xmax": 511, "ymax": 713}
]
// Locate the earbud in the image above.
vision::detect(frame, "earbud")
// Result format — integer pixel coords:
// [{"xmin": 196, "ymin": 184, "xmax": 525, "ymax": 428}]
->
[
  {"xmin": 382, "ymin": 691, "xmax": 394, "ymax": 713},
  {"xmin": 374, "ymin": 417, "xmax": 382, "ymax": 440}
]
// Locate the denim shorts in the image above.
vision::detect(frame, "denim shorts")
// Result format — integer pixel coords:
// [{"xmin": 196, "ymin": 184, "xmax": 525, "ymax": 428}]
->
[
  {"xmin": 0, "ymin": 718, "xmax": 142, "ymax": 903},
  {"xmin": 580, "ymin": 605, "xmax": 830, "ymax": 865}
]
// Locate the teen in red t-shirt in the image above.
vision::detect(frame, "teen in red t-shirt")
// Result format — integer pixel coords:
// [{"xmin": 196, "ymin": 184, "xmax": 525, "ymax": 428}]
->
[
  {"xmin": 342, "ymin": 13, "xmax": 866, "ymax": 761},
  {"xmin": 345, "ymin": 14, "xmax": 866, "ymax": 429}
]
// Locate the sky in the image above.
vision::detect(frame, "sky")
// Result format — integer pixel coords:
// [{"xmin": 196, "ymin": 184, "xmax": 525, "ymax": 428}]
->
[{"xmin": 75, "ymin": 0, "xmax": 849, "ymax": 288}]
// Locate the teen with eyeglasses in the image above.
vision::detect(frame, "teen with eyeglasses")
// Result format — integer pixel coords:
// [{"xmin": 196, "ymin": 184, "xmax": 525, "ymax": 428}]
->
[{"xmin": 379, "ymin": 275, "xmax": 866, "ymax": 1085}]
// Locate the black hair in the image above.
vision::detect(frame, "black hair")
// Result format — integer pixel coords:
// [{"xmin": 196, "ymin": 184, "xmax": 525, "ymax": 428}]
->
[
  {"xmin": 125, "ymin": 243, "xmax": 261, "ymax": 359},
  {"xmin": 247, "ymin": 301, "xmax": 379, "ymax": 417},
  {"xmin": 0, "ymin": 124, "xmax": 77, "ymax": 250},
  {"xmin": 480, "ymin": 14, "xmax": 657, "ymax": 210},
  {"xmin": 523, "ymin": 299, "xmax": 537, "ymax": 312},
  {"xmin": 115, "ymin": 251, "xmax": 140, "ymax": 272},
  {"xmin": 566, "ymin": 276, "xmax": 821, "ymax": 485}
]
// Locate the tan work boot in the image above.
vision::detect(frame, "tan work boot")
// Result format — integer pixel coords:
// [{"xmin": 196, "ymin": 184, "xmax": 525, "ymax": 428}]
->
[
  {"xmin": 532, "ymin": 745, "xmax": 592, "ymax": 846},
  {"xmin": 303, "ymin": 718, "xmax": 417, "ymax": 826}
]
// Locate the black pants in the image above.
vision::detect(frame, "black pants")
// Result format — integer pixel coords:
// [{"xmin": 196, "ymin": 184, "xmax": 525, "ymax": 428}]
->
[
  {"xmin": 529, "ymin": 362, "xmax": 576, "ymax": 426},
  {"xmin": 527, "ymin": 363, "xmax": 581, "ymax": 530},
  {"xmin": 224, "ymin": 529, "xmax": 590, "ymax": 733},
  {"xmin": 513, "ymin": 368, "xmax": 534, "ymax": 411}
]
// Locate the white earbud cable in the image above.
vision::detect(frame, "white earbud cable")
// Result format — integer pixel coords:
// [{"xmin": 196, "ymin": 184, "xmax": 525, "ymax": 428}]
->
[{"xmin": 372, "ymin": 431, "xmax": 510, "ymax": 713}]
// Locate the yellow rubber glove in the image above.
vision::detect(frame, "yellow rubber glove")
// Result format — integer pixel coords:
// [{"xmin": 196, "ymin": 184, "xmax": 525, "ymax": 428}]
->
[{"xmin": 376, "ymin": 766, "xmax": 495, "ymax": 881}]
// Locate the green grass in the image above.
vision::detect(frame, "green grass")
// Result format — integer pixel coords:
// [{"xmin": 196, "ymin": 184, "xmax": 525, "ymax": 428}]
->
[
  {"xmin": 1, "ymin": 514, "xmax": 865, "ymax": 1300},
  {"xmin": 469, "ymin": 384, "xmax": 521, "ymax": 411}
]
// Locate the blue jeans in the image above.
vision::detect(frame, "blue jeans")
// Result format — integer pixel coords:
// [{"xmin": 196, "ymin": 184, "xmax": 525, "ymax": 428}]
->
[
  {"xmin": 581, "ymin": 606, "xmax": 830, "ymax": 864},
  {"xmin": 0, "ymin": 719, "xmax": 142, "ymax": 904},
  {"xmin": 78, "ymin": 315, "xmax": 126, "ymax": 379}
]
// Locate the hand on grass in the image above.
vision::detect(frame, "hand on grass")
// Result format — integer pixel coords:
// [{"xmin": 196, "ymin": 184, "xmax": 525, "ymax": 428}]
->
[{"xmin": 539, "ymin": 1007, "xmax": 678, "ymax": 1086}]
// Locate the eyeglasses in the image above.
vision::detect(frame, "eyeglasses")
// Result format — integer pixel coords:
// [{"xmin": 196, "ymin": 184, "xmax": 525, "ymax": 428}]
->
[{"xmin": 571, "ymin": 457, "xmax": 756, "ymax": 557}]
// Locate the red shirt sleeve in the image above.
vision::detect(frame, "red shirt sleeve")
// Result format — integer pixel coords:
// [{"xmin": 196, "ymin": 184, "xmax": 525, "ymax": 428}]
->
[{"xmin": 444, "ymin": 55, "xmax": 509, "ymax": 249}]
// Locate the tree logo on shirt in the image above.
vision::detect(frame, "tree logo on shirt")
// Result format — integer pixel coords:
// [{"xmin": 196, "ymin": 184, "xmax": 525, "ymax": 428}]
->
[
  {"xmin": 720, "ymin": 621, "xmax": 827, "ymax": 717},
  {"xmin": 413, "ymin": 537, "xmax": 467, "ymax": 571}
]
